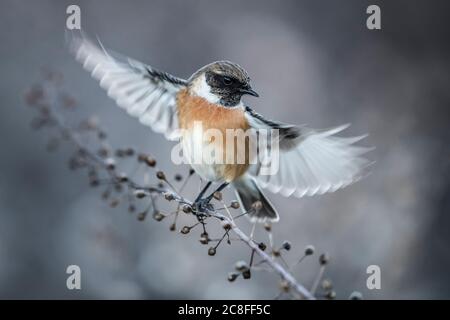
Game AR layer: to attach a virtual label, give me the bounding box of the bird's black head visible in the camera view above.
[189,61,259,107]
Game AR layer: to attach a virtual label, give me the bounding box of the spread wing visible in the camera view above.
[245,106,373,197]
[68,33,187,140]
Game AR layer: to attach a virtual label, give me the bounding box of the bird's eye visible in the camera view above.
[222,76,233,86]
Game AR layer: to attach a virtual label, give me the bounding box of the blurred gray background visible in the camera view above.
[0,0,449,299]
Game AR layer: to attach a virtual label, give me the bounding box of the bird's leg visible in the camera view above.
[195,181,212,203]
[193,181,214,214]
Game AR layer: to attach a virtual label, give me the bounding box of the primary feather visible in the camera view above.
[68,32,186,141]
[245,106,373,197]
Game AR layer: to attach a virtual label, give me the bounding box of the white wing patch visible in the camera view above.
[69,34,186,141]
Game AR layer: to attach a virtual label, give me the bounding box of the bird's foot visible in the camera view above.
[193,196,214,214]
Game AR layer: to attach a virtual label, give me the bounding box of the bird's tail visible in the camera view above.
[233,175,279,223]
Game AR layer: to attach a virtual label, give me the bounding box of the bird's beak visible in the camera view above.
[239,87,259,97]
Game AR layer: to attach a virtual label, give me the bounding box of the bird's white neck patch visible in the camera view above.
[189,74,244,108]
[190,74,221,104]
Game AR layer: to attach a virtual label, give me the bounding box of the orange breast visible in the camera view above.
[176,89,252,181]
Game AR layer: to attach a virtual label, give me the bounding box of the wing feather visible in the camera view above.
[245,106,373,197]
[68,33,187,140]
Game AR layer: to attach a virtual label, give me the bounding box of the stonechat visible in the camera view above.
[69,34,372,223]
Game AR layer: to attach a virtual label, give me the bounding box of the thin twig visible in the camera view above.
[28,80,316,300]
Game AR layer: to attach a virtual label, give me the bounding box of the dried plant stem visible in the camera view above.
[30,81,316,300]
[230,221,314,299]
[310,265,326,296]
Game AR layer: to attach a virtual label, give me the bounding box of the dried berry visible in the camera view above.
[349,291,363,300]
[152,211,165,221]
[115,149,126,157]
[242,270,251,279]
[109,199,119,208]
[213,191,222,201]
[281,241,291,251]
[221,220,232,230]
[164,192,174,201]
[89,178,99,187]
[326,290,336,300]
[114,183,123,192]
[228,272,239,282]
[137,153,147,162]
[321,279,333,290]
[180,226,190,234]
[280,280,290,293]
[137,211,147,221]
[252,200,263,211]
[105,158,115,170]
[156,171,165,180]
[182,205,191,213]
[305,245,315,256]
[98,148,109,158]
[117,173,128,183]
[101,190,110,200]
[230,201,240,209]
[98,131,107,140]
[319,253,330,265]
[134,190,147,199]
[145,157,156,167]
[125,148,135,156]
[235,261,249,272]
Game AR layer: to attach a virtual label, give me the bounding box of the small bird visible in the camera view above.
[69,34,372,223]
